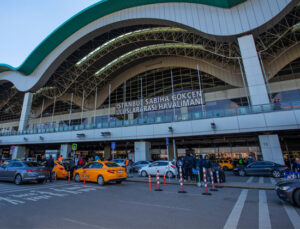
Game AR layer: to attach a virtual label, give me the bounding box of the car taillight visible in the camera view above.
[285,166,288,169]
[27,169,37,172]
[59,167,65,171]
[170,165,175,169]
[107,170,115,173]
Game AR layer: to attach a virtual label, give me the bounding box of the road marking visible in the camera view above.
[259,190,271,229]
[63,218,108,229]
[259,177,264,184]
[282,202,300,229]
[0,183,73,194]
[270,178,276,185]
[223,189,248,229]
[119,200,191,211]
[246,177,254,183]
[0,197,25,205]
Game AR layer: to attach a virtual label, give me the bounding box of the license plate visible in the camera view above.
[117,170,123,173]
[38,175,45,178]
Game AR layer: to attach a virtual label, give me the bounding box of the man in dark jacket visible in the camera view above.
[196,155,204,181]
[45,155,55,182]
[183,153,193,182]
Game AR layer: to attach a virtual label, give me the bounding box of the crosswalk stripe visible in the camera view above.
[246,177,254,183]
[259,190,271,229]
[223,189,248,229]
[259,177,264,184]
[0,184,77,194]
[282,202,300,229]
[270,178,276,185]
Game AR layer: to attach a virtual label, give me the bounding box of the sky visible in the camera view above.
[0,0,100,67]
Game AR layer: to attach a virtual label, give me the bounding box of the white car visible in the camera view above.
[139,161,177,178]
[112,159,126,167]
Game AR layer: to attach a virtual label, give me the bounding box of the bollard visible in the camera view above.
[83,174,86,185]
[196,170,201,187]
[163,172,166,186]
[202,168,211,195]
[178,166,187,193]
[209,169,218,191]
[216,170,223,189]
[155,169,163,191]
[68,171,71,184]
[148,174,152,190]
[54,172,57,183]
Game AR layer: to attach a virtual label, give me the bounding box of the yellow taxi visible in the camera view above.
[52,160,69,178]
[73,161,127,185]
[216,159,234,170]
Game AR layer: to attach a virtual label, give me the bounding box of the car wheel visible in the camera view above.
[15,174,22,185]
[74,174,81,183]
[166,171,174,178]
[141,171,148,177]
[294,189,300,207]
[97,175,104,186]
[223,166,228,171]
[239,170,246,176]
[38,179,45,184]
[272,170,281,178]
[116,180,122,184]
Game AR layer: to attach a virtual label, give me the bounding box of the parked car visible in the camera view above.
[73,161,127,185]
[0,160,49,184]
[215,159,234,170]
[132,160,152,172]
[275,180,300,206]
[52,160,69,178]
[139,161,177,178]
[233,161,288,178]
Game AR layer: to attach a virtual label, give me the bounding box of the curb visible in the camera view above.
[125,179,275,190]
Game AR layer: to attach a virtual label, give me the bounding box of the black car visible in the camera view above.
[275,180,300,206]
[233,161,288,178]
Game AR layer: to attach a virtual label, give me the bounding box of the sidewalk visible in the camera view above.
[125,176,275,190]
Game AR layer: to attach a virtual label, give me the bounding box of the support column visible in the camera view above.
[60,144,72,158]
[104,145,111,160]
[18,92,33,131]
[11,146,26,159]
[238,35,270,105]
[259,135,284,165]
[134,141,151,162]
[168,139,177,161]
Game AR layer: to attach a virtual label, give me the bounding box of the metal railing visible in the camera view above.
[1,101,300,137]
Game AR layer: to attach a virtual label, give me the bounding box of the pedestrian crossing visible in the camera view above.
[245,176,281,185]
[224,189,300,229]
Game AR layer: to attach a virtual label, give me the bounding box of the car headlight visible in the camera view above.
[280,186,290,191]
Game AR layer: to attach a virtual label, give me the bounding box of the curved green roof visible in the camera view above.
[0,0,246,75]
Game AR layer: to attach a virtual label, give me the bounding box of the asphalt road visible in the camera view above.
[0,180,299,229]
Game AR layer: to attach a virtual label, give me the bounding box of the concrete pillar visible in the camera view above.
[259,135,284,165]
[60,144,72,158]
[168,139,177,161]
[11,146,26,159]
[104,145,111,160]
[238,34,270,105]
[134,141,151,162]
[19,92,33,131]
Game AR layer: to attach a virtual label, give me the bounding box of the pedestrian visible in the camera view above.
[183,153,193,182]
[58,155,63,162]
[176,157,184,179]
[95,155,100,161]
[248,155,253,164]
[45,155,55,182]
[292,157,300,173]
[196,155,204,182]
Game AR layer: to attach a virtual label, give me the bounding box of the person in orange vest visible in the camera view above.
[58,155,63,162]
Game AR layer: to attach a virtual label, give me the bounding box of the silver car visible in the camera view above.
[0,160,49,185]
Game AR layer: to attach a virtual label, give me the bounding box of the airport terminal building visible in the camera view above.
[0,0,299,164]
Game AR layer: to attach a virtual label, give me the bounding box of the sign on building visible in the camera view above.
[72,143,77,151]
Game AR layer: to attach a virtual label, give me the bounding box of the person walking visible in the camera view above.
[183,153,193,182]
[203,155,211,182]
[196,155,204,183]
[46,155,55,182]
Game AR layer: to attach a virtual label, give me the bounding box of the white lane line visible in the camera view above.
[246,177,254,183]
[223,189,248,229]
[282,202,300,229]
[259,177,264,184]
[0,184,81,194]
[259,190,271,229]
[63,218,108,229]
[119,200,191,211]
[270,178,276,185]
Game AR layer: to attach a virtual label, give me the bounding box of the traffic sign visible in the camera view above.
[166,138,169,146]
[111,142,116,150]
[72,143,77,151]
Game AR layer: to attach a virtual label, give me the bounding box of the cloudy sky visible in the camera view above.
[0,0,100,67]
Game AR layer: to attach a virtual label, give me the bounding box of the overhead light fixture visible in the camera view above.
[168,126,173,132]
[211,122,216,130]
[77,133,85,138]
[101,132,111,137]
[39,136,44,140]
[24,137,28,141]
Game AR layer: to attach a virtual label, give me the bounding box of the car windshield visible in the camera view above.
[23,162,40,167]
[105,162,120,167]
